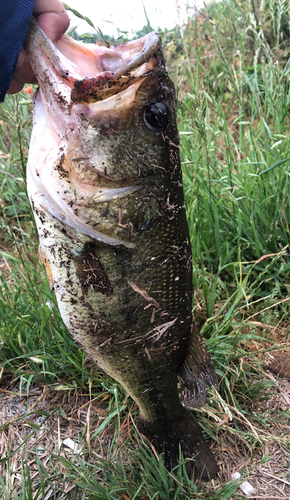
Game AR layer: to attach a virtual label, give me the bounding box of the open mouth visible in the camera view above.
[26,18,170,249]
[25,18,161,104]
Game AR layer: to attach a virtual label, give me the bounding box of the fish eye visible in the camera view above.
[143,103,169,131]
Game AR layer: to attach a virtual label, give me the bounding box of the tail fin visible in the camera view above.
[138,406,218,480]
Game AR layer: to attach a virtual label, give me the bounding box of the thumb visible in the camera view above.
[33,0,70,42]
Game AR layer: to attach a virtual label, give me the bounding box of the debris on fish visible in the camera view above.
[25,17,219,479]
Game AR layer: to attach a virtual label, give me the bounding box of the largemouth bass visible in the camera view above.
[25,17,218,479]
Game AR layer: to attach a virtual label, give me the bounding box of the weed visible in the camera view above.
[1,1,290,498]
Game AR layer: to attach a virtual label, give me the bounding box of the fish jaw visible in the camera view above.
[25,17,161,105]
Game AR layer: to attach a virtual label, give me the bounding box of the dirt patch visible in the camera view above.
[267,351,290,381]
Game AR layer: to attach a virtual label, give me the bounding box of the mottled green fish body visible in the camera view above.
[26,18,218,479]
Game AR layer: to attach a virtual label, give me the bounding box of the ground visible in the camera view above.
[1,351,290,499]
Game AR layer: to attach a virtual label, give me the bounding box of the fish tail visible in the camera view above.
[138,407,218,480]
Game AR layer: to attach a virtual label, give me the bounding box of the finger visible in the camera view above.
[8,48,37,86]
[34,0,70,42]
[7,77,24,95]
[9,1,69,88]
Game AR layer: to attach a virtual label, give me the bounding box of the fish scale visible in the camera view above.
[26,17,219,479]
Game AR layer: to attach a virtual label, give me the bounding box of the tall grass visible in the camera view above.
[0,1,290,498]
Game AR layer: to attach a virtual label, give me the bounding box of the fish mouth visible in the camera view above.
[25,19,168,249]
[25,17,161,104]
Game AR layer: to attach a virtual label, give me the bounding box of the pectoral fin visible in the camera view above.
[39,245,54,291]
[90,185,142,203]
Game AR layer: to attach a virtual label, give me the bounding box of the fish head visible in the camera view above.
[26,18,181,246]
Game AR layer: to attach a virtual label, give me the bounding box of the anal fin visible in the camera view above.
[178,323,218,408]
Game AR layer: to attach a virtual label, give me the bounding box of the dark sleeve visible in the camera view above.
[0,0,36,103]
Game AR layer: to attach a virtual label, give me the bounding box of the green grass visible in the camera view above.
[0,1,290,498]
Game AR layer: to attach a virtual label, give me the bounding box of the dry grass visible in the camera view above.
[1,348,290,499]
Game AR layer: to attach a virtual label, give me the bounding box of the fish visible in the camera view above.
[25,17,219,479]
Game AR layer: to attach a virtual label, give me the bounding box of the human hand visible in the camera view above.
[7,0,70,94]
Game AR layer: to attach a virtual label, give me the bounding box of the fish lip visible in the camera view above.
[25,17,162,103]
[103,30,161,78]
